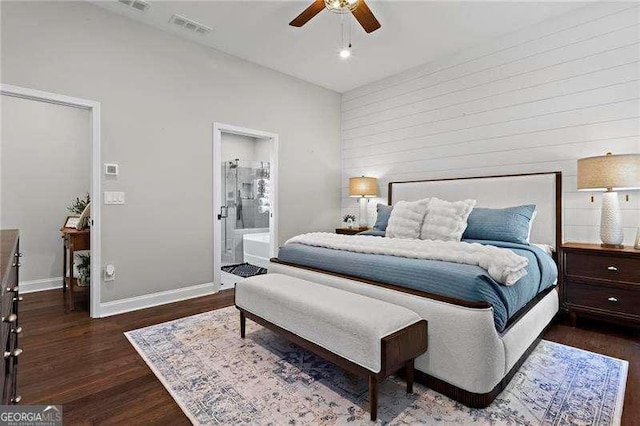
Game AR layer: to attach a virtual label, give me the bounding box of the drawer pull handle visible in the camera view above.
[11,395,22,404]
[4,348,22,359]
[607,266,618,271]
[6,286,19,293]
[11,327,22,334]
[608,297,618,303]
[1,314,17,323]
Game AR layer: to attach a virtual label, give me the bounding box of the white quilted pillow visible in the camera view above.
[420,198,476,241]
[386,199,429,239]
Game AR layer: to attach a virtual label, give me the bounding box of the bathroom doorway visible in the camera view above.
[212,124,278,290]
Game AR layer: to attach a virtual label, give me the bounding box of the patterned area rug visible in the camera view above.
[221,263,267,278]
[125,307,627,425]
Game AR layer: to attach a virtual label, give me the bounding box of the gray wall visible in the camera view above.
[1,95,90,282]
[0,1,342,302]
[341,2,640,245]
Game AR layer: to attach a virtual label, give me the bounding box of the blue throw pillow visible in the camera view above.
[462,205,536,244]
[373,204,393,231]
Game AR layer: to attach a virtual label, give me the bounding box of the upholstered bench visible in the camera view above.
[235,273,428,421]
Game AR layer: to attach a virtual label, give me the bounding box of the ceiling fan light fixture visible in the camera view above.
[325,0,359,14]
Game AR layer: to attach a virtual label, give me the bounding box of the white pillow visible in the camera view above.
[386,199,429,239]
[420,198,476,241]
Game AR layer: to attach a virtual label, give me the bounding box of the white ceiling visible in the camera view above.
[91,1,586,93]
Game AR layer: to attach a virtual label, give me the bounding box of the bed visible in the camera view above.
[269,172,562,407]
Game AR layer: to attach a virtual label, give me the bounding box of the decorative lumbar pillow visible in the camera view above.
[385,199,429,239]
[373,204,393,231]
[420,198,476,241]
[462,205,537,244]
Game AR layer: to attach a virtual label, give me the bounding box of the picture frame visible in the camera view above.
[63,216,81,230]
[635,228,640,250]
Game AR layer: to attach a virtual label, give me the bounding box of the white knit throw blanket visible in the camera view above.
[285,232,529,286]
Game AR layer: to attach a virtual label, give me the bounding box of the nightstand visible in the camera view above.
[561,243,640,327]
[335,227,369,235]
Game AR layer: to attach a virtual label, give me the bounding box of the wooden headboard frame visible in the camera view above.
[388,172,563,254]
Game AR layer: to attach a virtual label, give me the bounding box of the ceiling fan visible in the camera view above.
[290,0,381,34]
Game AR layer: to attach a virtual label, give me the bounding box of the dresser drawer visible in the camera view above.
[566,280,640,318]
[565,252,640,284]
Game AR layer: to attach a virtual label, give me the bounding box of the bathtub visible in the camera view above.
[243,232,270,268]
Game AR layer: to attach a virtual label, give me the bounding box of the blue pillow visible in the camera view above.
[462,205,536,244]
[373,204,393,231]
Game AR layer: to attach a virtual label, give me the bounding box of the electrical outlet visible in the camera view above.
[104,264,116,282]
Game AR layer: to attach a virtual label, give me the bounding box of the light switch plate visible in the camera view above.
[104,191,125,205]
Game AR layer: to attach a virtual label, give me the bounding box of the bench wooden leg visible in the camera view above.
[369,375,378,421]
[240,311,246,338]
[406,359,414,394]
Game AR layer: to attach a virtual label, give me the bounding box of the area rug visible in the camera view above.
[125,307,628,425]
[221,263,267,278]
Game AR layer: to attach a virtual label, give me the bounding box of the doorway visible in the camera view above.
[212,123,278,290]
[0,84,102,317]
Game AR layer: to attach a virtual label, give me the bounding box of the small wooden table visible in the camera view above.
[61,227,90,311]
[561,242,640,327]
[335,227,369,235]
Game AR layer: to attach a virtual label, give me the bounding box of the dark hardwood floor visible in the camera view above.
[19,289,639,425]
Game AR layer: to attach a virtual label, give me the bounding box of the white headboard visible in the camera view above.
[389,172,562,248]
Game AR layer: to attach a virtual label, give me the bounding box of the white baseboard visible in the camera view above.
[99,282,217,318]
[20,277,63,293]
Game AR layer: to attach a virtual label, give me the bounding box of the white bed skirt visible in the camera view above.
[268,261,559,395]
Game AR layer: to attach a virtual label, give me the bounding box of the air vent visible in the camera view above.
[118,0,150,12]
[169,14,211,35]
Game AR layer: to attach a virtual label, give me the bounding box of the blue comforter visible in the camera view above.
[276,239,557,332]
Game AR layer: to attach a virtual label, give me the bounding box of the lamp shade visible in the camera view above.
[577,153,640,191]
[349,176,378,197]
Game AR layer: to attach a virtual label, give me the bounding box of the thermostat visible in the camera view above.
[104,163,119,176]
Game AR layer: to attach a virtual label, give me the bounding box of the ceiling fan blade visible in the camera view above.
[289,0,326,27]
[352,0,381,33]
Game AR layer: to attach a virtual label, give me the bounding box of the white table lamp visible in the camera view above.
[349,176,378,228]
[577,152,640,247]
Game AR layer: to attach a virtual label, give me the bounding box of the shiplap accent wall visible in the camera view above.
[341,2,640,245]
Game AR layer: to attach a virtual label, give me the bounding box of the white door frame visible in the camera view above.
[212,122,278,291]
[1,84,102,318]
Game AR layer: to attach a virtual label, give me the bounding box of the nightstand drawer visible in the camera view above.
[566,281,639,317]
[565,252,640,284]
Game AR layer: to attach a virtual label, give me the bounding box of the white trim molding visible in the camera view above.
[1,83,102,318]
[99,282,217,318]
[20,277,63,294]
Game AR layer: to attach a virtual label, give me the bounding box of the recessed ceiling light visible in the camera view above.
[340,48,351,59]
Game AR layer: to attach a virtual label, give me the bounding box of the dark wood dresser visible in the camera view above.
[1,229,22,404]
[561,242,640,326]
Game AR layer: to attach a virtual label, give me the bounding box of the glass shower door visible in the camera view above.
[220,159,271,265]
[221,160,237,266]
